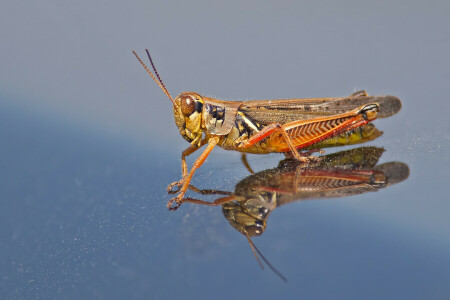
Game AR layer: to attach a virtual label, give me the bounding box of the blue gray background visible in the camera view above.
[1,0,449,299]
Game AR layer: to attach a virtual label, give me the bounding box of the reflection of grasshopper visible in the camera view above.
[183,147,409,281]
[132,50,401,210]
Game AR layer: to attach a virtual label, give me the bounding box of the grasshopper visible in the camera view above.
[132,49,401,210]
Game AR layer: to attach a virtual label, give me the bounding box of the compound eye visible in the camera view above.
[245,220,265,237]
[180,95,196,116]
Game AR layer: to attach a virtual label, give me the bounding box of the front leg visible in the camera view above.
[168,136,220,210]
[167,138,208,193]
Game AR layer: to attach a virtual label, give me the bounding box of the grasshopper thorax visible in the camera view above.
[173,92,204,147]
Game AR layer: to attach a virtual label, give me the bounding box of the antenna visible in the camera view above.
[132,49,177,107]
[246,235,288,282]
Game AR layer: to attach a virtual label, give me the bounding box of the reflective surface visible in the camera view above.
[182,147,410,282]
[1,1,450,299]
[184,147,409,238]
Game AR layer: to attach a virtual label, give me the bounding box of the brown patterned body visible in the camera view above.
[216,99,380,154]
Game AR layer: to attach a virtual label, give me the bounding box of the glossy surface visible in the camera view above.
[1,1,449,299]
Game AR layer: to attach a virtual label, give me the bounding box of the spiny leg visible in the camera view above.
[271,103,379,152]
[304,123,383,149]
[236,123,309,162]
[168,136,220,210]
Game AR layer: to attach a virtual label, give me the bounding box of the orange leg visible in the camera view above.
[167,136,220,210]
[167,138,208,193]
[238,103,378,155]
[276,104,378,151]
[236,123,308,162]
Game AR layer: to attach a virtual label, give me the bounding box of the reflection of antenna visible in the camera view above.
[245,234,287,282]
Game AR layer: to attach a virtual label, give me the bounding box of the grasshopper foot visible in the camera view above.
[167,195,184,211]
[166,179,185,194]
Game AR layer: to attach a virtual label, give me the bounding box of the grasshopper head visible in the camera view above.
[222,193,277,237]
[222,201,267,237]
[173,92,204,147]
[222,194,287,282]
[132,50,205,147]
